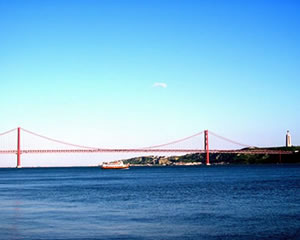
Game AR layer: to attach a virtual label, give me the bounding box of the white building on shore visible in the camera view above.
[286,130,292,147]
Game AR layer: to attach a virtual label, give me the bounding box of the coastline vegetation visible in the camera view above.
[123,146,300,166]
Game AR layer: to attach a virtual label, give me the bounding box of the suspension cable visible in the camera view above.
[209,130,254,148]
[0,128,17,137]
[143,131,204,149]
[21,128,99,149]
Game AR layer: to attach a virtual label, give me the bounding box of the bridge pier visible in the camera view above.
[16,127,21,168]
[204,130,210,165]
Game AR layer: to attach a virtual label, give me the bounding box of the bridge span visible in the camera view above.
[0,127,293,168]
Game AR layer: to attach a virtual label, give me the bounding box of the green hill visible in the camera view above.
[123,146,300,166]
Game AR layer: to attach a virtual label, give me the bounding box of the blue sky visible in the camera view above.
[0,0,299,166]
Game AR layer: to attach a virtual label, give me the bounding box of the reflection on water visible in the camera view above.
[12,200,22,238]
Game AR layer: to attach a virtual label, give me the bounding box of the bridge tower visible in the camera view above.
[17,127,21,168]
[204,130,210,165]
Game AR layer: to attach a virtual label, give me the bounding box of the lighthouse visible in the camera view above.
[286,130,292,147]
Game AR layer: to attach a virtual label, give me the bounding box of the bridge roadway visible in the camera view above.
[0,149,293,155]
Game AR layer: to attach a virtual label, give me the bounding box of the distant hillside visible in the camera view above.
[123,147,300,166]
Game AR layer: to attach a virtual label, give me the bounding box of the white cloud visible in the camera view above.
[153,82,167,88]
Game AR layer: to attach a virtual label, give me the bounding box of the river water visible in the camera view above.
[0,165,299,240]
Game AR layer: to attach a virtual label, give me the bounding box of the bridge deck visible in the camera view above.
[0,149,293,154]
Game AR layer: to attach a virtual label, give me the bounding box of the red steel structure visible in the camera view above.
[0,127,293,168]
[17,127,21,168]
[204,130,210,165]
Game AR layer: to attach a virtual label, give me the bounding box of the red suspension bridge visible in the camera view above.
[0,127,292,168]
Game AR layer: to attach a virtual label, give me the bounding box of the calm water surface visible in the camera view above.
[0,165,299,240]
